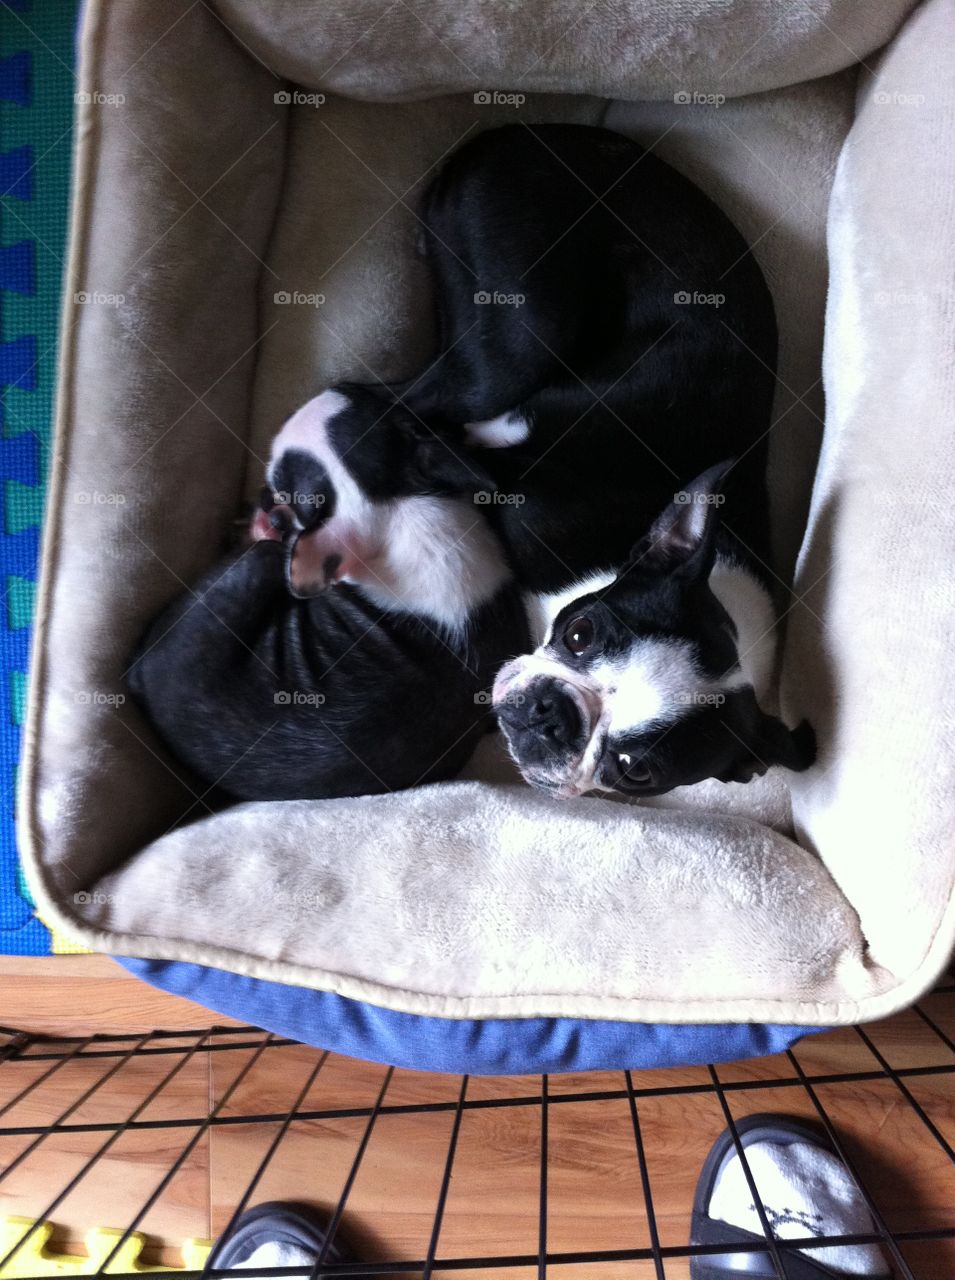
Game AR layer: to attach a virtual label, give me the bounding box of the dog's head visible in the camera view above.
[493,464,815,798]
[253,386,497,600]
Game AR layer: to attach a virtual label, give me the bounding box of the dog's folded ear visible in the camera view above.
[718,689,817,782]
[761,716,816,773]
[627,460,734,582]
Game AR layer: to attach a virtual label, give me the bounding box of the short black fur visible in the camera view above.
[127,540,528,802]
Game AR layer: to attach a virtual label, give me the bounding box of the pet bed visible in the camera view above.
[17,0,955,1068]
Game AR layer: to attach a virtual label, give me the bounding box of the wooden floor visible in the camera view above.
[1,957,953,1279]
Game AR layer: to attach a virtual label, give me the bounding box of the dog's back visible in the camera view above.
[410,123,778,589]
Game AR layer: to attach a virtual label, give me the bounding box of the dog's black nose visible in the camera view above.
[497,682,582,747]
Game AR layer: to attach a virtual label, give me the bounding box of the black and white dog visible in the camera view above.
[129,123,813,804]
[401,123,815,798]
[490,468,815,798]
[127,385,529,802]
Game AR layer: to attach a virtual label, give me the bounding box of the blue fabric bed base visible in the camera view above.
[121,958,821,1074]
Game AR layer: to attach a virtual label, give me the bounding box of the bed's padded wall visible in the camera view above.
[24,0,286,893]
[786,0,955,979]
[210,0,919,102]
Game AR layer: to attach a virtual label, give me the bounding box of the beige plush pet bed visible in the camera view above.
[20,0,955,1030]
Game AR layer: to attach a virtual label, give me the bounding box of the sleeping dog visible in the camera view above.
[127,386,528,802]
[129,122,813,804]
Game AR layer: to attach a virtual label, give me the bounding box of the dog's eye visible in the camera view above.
[563,615,594,655]
[617,753,653,787]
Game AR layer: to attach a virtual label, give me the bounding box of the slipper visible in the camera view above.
[204,1201,353,1274]
[689,1114,891,1279]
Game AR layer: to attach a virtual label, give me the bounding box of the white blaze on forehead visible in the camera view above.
[268,389,370,529]
[590,638,702,737]
[269,389,349,464]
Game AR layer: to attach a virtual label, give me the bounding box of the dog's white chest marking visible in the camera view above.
[364,495,512,633]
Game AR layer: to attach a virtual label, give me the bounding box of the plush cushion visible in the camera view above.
[213,0,918,101]
[19,0,955,1039]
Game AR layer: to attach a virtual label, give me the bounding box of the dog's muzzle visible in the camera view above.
[492,656,605,795]
[495,677,583,746]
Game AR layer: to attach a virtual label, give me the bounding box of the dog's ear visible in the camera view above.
[754,714,816,773]
[718,692,816,782]
[628,460,733,581]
